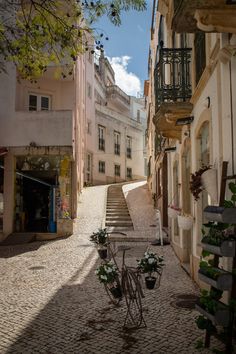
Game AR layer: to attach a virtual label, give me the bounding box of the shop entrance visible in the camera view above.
[15,171,57,233]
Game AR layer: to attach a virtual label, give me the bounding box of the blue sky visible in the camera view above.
[96,1,152,96]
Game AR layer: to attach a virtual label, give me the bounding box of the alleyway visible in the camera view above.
[0,182,223,354]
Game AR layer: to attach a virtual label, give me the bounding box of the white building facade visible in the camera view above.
[0,58,87,241]
[146,0,236,284]
[85,54,147,185]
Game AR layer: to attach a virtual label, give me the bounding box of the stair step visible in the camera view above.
[106,221,133,226]
[106,215,131,220]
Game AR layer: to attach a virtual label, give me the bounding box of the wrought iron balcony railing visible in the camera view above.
[154,48,192,112]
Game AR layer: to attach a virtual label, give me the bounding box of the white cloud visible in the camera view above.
[107,56,141,97]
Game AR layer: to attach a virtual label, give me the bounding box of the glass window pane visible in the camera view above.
[41,96,49,110]
[29,95,37,111]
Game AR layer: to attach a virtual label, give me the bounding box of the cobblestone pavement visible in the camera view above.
[0,182,224,354]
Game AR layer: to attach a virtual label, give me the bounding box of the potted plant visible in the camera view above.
[204,182,236,223]
[198,260,233,290]
[168,204,181,219]
[195,289,230,327]
[95,261,122,298]
[137,251,164,290]
[190,165,218,203]
[201,222,235,257]
[90,228,109,259]
[177,213,194,230]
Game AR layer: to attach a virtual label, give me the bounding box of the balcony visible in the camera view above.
[106,85,130,111]
[172,0,236,33]
[153,48,193,140]
[1,110,73,147]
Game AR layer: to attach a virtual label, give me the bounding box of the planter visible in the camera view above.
[177,215,193,230]
[201,240,236,257]
[204,206,236,224]
[195,303,230,327]
[145,276,157,290]
[109,285,122,299]
[168,207,181,219]
[97,248,108,259]
[198,268,233,290]
[201,169,218,204]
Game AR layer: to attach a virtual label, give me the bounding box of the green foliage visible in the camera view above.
[137,251,164,276]
[195,315,216,334]
[224,181,236,207]
[194,339,204,349]
[201,221,234,247]
[199,261,223,280]
[0,0,146,79]
[95,261,118,284]
[90,228,108,245]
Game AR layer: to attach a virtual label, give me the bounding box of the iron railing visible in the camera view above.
[154,48,192,112]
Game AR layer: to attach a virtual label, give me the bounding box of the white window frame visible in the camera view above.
[29,93,51,111]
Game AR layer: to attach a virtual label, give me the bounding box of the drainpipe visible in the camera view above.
[229,34,235,174]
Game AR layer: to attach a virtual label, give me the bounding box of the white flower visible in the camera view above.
[106,267,113,273]
[100,275,108,281]
[148,258,155,264]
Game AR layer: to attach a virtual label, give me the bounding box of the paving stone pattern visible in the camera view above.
[0,182,224,353]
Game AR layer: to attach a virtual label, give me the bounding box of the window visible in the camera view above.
[87,121,91,135]
[137,110,140,122]
[98,125,105,151]
[194,31,206,86]
[87,83,92,99]
[127,167,132,179]
[29,94,50,111]
[126,136,132,159]
[86,153,92,182]
[114,164,120,177]
[114,131,120,155]
[99,161,105,173]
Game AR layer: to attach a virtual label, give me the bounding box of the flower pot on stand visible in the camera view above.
[145,276,157,290]
[168,206,181,219]
[177,215,193,230]
[97,248,108,259]
[109,285,122,298]
[201,169,218,204]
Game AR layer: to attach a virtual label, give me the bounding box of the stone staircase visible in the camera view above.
[105,184,133,231]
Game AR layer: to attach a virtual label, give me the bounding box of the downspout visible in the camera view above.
[229,34,235,174]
